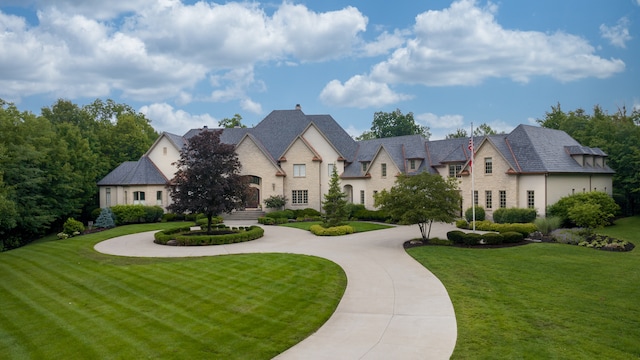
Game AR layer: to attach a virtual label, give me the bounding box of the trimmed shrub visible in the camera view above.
[352,209,389,222]
[63,218,85,236]
[468,221,536,237]
[463,233,482,246]
[345,203,366,219]
[493,207,537,224]
[547,191,620,227]
[465,206,485,222]
[447,230,466,244]
[481,232,503,245]
[154,225,264,245]
[111,205,163,225]
[265,209,295,220]
[144,206,164,223]
[195,216,224,227]
[456,219,469,229]
[502,231,524,243]
[309,224,355,236]
[94,208,116,229]
[258,216,275,225]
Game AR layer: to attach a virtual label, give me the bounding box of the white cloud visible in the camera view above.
[370,0,625,86]
[416,112,464,129]
[319,75,413,108]
[241,98,263,115]
[0,2,368,103]
[600,17,632,48]
[361,29,408,57]
[139,102,217,134]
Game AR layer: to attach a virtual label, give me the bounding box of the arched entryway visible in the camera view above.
[245,175,261,209]
[343,184,353,203]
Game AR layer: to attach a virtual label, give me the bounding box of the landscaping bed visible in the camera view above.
[154,225,264,245]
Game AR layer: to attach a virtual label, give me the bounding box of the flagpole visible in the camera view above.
[471,122,476,232]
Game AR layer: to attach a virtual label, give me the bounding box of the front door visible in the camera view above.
[246,187,259,208]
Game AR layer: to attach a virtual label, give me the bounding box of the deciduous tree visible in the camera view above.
[374,172,461,242]
[357,109,430,140]
[219,114,246,128]
[168,129,249,232]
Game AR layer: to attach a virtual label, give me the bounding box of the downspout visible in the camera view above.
[319,162,323,212]
[545,173,548,217]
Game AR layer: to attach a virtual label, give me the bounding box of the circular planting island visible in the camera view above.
[154,224,264,246]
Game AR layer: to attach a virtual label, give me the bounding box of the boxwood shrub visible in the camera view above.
[446,230,466,244]
[195,216,224,226]
[352,209,389,222]
[493,207,537,224]
[482,232,503,245]
[502,231,524,243]
[309,224,355,236]
[154,225,264,246]
[465,206,485,222]
[468,220,536,237]
[111,205,164,225]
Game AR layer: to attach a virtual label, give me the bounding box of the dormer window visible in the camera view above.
[362,162,368,172]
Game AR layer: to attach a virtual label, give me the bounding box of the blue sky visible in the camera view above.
[1,0,638,139]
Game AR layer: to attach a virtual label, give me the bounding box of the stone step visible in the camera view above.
[222,209,265,221]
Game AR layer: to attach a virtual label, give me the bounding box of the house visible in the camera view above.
[98,106,614,217]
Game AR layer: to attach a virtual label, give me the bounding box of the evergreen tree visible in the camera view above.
[94,208,116,229]
[322,166,348,227]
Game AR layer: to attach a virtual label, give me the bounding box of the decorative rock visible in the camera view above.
[166,240,179,246]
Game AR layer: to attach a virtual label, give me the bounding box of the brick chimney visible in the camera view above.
[295,104,301,110]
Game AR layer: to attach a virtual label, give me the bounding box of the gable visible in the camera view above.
[146,133,182,180]
[235,134,284,177]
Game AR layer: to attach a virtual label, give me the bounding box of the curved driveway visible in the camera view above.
[95,222,458,359]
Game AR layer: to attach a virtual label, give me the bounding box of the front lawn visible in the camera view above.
[0,223,346,359]
[407,218,640,359]
[280,221,393,232]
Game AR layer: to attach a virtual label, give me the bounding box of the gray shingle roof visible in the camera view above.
[342,134,429,177]
[97,156,168,185]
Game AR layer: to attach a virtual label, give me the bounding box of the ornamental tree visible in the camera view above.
[322,166,348,227]
[374,172,461,242]
[168,129,249,233]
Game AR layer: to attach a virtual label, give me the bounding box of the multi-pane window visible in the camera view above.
[293,164,306,177]
[527,190,535,209]
[156,191,163,206]
[328,163,335,176]
[362,162,368,172]
[360,190,365,205]
[474,190,478,205]
[449,164,462,178]
[485,157,493,174]
[106,188,111,207]
[291,190,308,204]
[250,176,261,185]
[133,191,145,205]
[381,163,387,177]
[410,159,416,170]
[485,190,492,209]
[499,190,506,208]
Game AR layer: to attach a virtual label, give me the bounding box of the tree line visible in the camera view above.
[0,99,158,250]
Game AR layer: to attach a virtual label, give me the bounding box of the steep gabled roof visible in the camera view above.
[342,134,429,177]
[97,156,168,186]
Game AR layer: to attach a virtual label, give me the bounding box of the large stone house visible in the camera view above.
[97,106,614,217]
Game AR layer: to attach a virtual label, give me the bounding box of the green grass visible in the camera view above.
[0,223,346,359]
[597,215,640,242]
[280,221,393,232]
[407,216,640,359]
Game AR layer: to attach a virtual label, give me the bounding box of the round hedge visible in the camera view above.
[154,225,264,246]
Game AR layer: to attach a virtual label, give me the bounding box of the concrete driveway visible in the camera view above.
[94,222,458,359]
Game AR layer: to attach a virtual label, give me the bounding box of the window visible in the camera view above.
[133,191,145,205]
[156,191,163,206]
[499,190,506,208]
[410,159,416,170]
[362,162,368,172]
[328,163,335,176]
[474,190,478,206]
[484,157,493,174]
[527,190,535,209]
[250,176,261,185]
[291,190,308,205]
[381,163,387,177]
[360,190,365,205]
[163,147,167,155]
[293,164,306,177]
[449,164,462,178]
[106,188,111,207]
[485,190,492,209]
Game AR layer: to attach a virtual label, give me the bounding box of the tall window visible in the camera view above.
[485,190,492,209]
[381,163,387,177]
[410,159,416,170]
[527,190,535,209]
[291,190,308,204]
[133,191,145,205]
[163,147,167,155]
[474,190,478,205]
[106,188,111,207]
[362,162,368,172]
[499,190,506,208]
[484,157,493,174]
[293,164,306,177]
[156,191,163,206]
[360,190,365,205]
[449,164,462,178]
[328,163,335,176]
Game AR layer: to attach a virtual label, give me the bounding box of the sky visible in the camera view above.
[1,0,638,139]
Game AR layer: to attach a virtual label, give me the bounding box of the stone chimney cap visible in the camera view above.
[295,104,301,110]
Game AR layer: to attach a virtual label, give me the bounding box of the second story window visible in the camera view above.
[485,157,493,174]
[381,163,387,177]
[410,159,416,170]
[362,162,368,172]
[293,164,306,177]
[449,164,462,178]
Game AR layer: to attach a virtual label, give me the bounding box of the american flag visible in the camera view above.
[468,137,473,169]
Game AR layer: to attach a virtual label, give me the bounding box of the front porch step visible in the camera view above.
[221,209,265,221]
